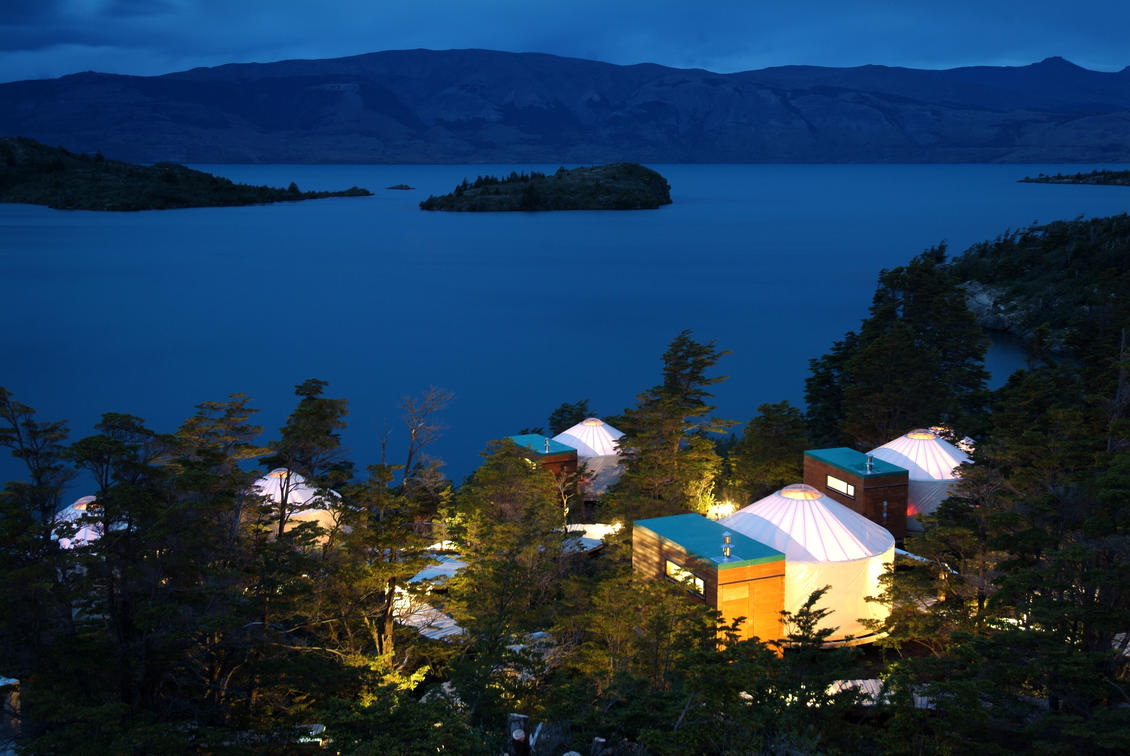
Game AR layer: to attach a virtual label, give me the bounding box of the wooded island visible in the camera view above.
[1019,168,1130,186]
[0,137,372,210]
[419,163,672,211]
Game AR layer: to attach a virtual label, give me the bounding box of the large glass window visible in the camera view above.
[665,559,705,596]
[826,474,855,498]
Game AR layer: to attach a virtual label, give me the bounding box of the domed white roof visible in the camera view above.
[869,429,970,482]
[869,429,972,517]
[55,495,103,549]
[253,469,340,535]
[553,417,624,458]
[254,468,328,507]
[720,484,894,562]
[721,483,895,643]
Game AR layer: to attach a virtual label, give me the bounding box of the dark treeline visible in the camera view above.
[0,137,372,211]
[419,163,672,212]
[2,216,1129,753]
[1019,169,1130,187]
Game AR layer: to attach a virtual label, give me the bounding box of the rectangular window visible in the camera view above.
[826,474,856,498]
[665,559,704,596]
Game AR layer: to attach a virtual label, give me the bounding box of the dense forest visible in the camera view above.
[0,137,372,211]
[419,164,672,211]
[2,215,1128,754]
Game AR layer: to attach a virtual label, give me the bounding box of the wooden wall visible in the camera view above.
[803,457,908,539]
[632,526,785,645]
[717,562,786,644]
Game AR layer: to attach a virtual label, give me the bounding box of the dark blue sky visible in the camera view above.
[1,0,1127,83]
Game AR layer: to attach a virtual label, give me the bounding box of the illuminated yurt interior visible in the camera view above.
[253,468,339,536]
[868,429,971,520]
[54,495,103,550]
[719,484,894,644]
[553,417,625,499]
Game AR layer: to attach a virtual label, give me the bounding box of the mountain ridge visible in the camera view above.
[2,49,1128,164]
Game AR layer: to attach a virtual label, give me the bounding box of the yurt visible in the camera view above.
[868,429,971,518]
[553,418,624,457]
[55,495,103,550]
[553,418,625,498]
[253,468,339,536]
[720,484,894,643]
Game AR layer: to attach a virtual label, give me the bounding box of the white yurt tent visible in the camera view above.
[720,484,894,643]
[55,495,103,550]
[253,468,340,537]
[553,417,624,457]
[868,429,971,518]
[553,418,626,498]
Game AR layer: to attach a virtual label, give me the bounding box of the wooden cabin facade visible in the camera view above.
[803,447,909,540]
[633,514,785,644]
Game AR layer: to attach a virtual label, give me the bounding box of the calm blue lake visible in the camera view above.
[2,164,1128,487]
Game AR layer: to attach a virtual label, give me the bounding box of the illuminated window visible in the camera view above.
[826,475,855,498]
[665,559,704,596]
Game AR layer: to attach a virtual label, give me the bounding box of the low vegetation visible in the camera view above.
[0,137,372,210]
[419,163,672,211]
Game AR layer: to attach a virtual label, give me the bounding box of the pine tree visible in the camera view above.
[805,247,989,448]
[724,400,809,504]
[611,331,733,521]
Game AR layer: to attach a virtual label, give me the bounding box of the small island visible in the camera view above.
[387,184,415,190]
[1019,168,1130,187]
[419,162,672,211]
[0,137,372,211]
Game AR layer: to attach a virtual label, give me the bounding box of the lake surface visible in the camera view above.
[2,164,1128,488]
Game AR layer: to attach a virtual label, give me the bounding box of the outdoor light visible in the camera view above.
[706,500,736,519]
[722,531,732,559]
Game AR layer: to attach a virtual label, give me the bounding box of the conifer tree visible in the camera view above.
[724,400,809,503]
[805,247,988,448]
[611,331,733,521]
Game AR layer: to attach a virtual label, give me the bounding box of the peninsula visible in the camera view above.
[0,137,372,211]
[419,163,672,211]
[1019,169,1130,187]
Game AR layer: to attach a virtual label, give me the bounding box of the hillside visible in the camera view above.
[1,50,1128,163]
[0,137,371,210]
[953,214,1130,361]
[419,163,671,211]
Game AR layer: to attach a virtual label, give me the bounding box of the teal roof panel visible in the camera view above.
[635,513,784,568]
[508,434,577,457]
[806,447,907,478]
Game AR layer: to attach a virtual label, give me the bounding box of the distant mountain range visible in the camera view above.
[2,50,1128,163]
